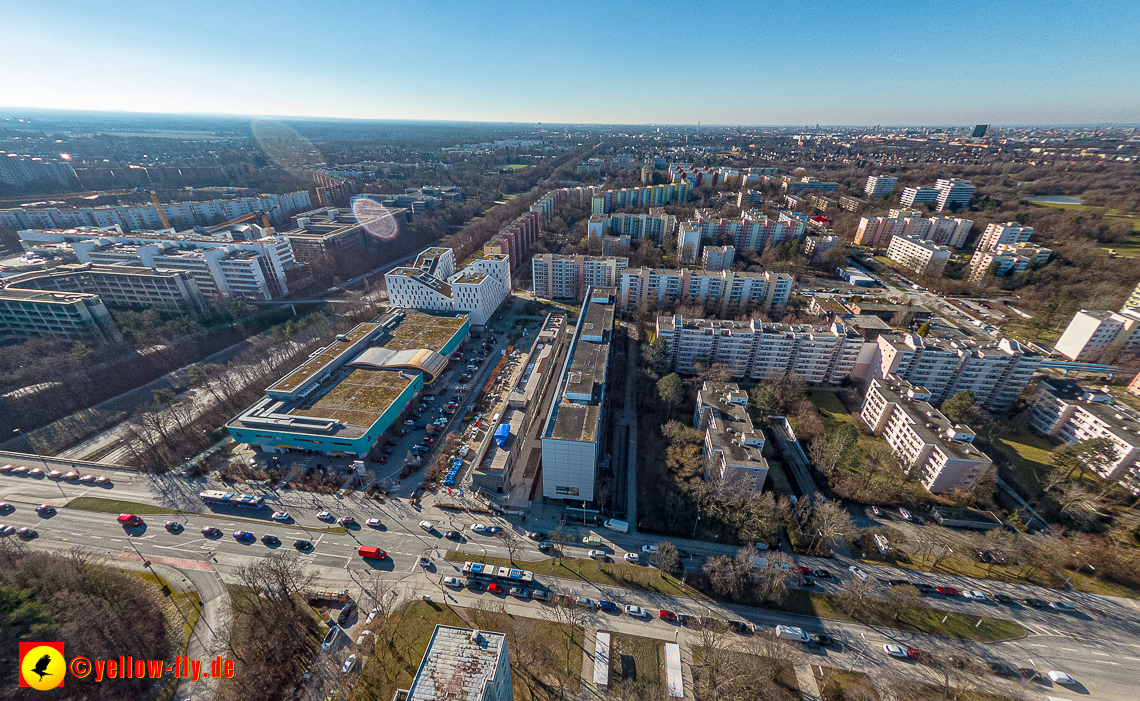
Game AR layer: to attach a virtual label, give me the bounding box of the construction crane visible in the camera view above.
[149,191,172,229]
[203,211,260,234]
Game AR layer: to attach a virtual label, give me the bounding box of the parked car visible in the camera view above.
[596,601,618,612]
[509,587,530,599]
[443,577,464,588]
[337,602,356,626]
[641,545,660,554]
[962,590,986,601]
[993,593,1014,604]
[848,566,868,580]
[897,507,913,521]
[341,654,357,674]
[658,610,677,621]
[624,605,649,618]
[1050,601,1077,612]
[624,552,639,563]
[813,569,832,579]
[271,511,290,521]
[321,626,339,650]
[1025,598,1050,608]
[936,586,961,597]
[486,583,503,594]
[883,644,909,659]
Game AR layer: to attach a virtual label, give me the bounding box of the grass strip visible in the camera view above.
[66,496,346,532]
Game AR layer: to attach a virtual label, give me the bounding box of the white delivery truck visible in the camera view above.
[775,625,810,643]
[603,519,629,533]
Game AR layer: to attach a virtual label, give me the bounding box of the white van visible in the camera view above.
[419,520,433,532]
[774,625,810,643]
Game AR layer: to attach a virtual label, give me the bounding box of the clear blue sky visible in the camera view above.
[3,0,1138,125]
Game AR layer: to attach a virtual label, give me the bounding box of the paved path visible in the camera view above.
[795,663,822,701]
[151,562,231,701]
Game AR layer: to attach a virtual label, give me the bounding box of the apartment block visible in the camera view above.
[484,210,540,272]
[886,235,952,277]
[589,182,688,214]
[900,186,939,208]
[541,288,615,502]
[401,626,513,701]
[1123,281,1140,312]
[701,245,735,271]
[855,216,907,247]
[976,222,1033,251]
[694,382,768,493]
[620,268,792,314]
[782,177,839,192]
[19,225,296,300]
[2,263,207,314]
[284,206,402,262]
[1029,379,1140,494]
[656,316,862,384]
[966,242,1052,282]
[839,196,867,212]
[676,222,702,264]
[809,194,837,211]
[926,217,973,247]
[0,152,77,187]
[385,247,509,326]
[861,378,992,493]
[669,164,740,188]
[0,287,121,343]
[588,210,676,243]
[872,334,1043,411]
[864,175,898,197]
[804,235,840,257]
[696,210,805,254]
[531,254,628,301]
[933,179,976,210]
[1054,308,1140,362]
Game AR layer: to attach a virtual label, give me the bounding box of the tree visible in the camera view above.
[884,584,924,622]
[1052,437,1118,480]
[656,373,684,409]
[807,499,856,552]
[835,576,878,620]
[915,321,931,336]
[649,542,679,575]
[941,390,982,427]
[750,550,796,603]
[496,529,525,563]
[702,555,749,600]
[748,388,778,421]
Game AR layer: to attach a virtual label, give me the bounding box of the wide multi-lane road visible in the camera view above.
[2,465,1140,700]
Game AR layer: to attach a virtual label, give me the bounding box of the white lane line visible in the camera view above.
[1060,647,1078,652]
[1124,656,1140,662]
[1091,660,1121,665]
[1091,651,1110,656]
[1028,643,1047,648]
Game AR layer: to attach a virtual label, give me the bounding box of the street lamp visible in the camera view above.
[13,428,49,470]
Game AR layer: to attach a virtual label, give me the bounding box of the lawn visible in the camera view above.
[1026,201,1140,257]
[809,391,887,453]
[502,164,532,170]
[692,648,799,700]
[66,496,346,532]
[442,551,706,599]
[991,430,1057,499]
[764,457,796,496]
[817,668,878,701]
[611,634,663,689]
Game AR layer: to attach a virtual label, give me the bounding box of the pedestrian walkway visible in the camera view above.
[795,664,822,701]
[578,628,605,701]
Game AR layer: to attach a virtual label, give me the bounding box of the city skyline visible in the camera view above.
[3,0,1138,125]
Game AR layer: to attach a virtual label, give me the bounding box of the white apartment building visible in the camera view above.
[976,222,1033,251]
[900,186,939,208]
[865,175,898,197]
[872,333,1042,411]
[385,247,509,326]
[886,234,952,277]
[620,268,792,314]
[1029,379,1140,494]
[676,222,702,264]
[1054,308,1140,362]
[694,382,768,493]
[404,626,513,701]
[701,245,735,271]
[861,378,993,493]
[587,210,677,243]
[2,263,207,315]
[531,254,628,301]
[656,316,862,384]
[0,287,121,343]
[1123,280,1140,312]
[934,179,975,211]
[927,216,974,247]
[19,225,295,300]
[966,242,1052,282]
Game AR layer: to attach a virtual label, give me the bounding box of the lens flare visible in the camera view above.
[250,119,325,175]
[351,195,400,241]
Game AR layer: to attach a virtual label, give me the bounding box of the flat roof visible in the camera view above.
[268,323,381,394]
[0,288,98,303]
[407,626,508,701]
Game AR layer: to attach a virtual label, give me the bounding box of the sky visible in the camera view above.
[2,0,1139,125]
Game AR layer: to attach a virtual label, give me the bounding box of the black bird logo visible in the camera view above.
[32,654,53,681]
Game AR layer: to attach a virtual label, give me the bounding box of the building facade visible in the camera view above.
[886,234,952,277]
[1054,308,1140,362]
[694,382,768,493]
[966,242,1052,282]
[619,268,792,314]
[701,245,735,272]
[976,222,1033,251]
[864,175,898,197]
[531,254,628,301]
[1,262,207,314]
[0,287,121,342]
[386,247,509,326]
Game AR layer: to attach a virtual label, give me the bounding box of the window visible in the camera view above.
[555,485,580,496]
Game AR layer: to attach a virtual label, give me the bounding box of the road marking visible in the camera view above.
[1092,660,1121,665]
[1091,651,1110,656]
[1028,643,1047,648]
[1060,647,1078,652]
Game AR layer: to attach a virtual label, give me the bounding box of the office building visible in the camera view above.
[864,175,898,198]
[284,206,406,262]
[871,334,1042,411]
[619,268,792,314]
[226,310,468,457]
[401,626,512,701]
[966,242,1052,282]
[0,287,121,343]
[1123,281,1140,312]
[541,288,616,502]
[861,378,993,493]
[976,222,1033,251]
[656,316,862,384]
[886,235,952,277]
[701,246,735,272]
[386,247,510,326]
[1029,379,1140,494]
[694,382,768,493]
[19,225,297,300]
[1054,308,1140,362]
[531,254,628,301]
[2,262,207,314]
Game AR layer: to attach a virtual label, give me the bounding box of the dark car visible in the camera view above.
[887,579,913,587]
[35,504,56,516]
[294,539,313,550]
[465,578,484,591]
[527,531,547,541]
[812,569,832,579]
[164,521,183,532]
[233,530,255,542]
[801,577,815,587]
[444,530,462,540]
[675,613,690,626]
[201,526,222,537]
[917,584,936,594]
[1025,598,1050,608]
[728,620,752,634]
[337,601,356,626]
[988,661,1017,677]
[813,633,834,647]
[993,593,1014,604]
[261,534,280,545]
[596,600,618,612]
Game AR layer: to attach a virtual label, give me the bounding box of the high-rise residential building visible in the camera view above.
[934,179,976,211]
[590,183,687,214]
[401,625,513,701]
[966,242,1052,282]
[782,176,839,192]
[1029,379,1140,494]
[871,334,1043,411]
[19,225,296,300]
[655,316,862,383]
[701,245,735,272]
[839,196,867,212]
[886,235,952,277]
[531,254,628,301]
[694,382,768,493]
[861,378,992,494]
[676,222,702,264]
[541,287,615,502]
[888,208,925,219]
[587,210,676,243]
[619,268,792,314]
[855,216,907,247]
[385,247,509,326]
[976,222,1033,251]
[0,152,77,187]
[865,175,898,197]
[926,217,974,247]
[2,263,207,315]
[284,206,405,262]
[0,287,121,343]
[1123,281,1140,312]
[900,186,940,208]
[1053,308,1140,362]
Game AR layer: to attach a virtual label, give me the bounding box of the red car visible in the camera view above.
[936,586,960,597]
[116,513,142,526]
[658,610,677,621]
[798,566,811,575]
[487,583,503,594]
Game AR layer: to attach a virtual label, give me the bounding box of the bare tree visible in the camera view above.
[496,529,525,563]
[835,576,879,620]
[884,584,924,623]
[750,550,796,603]
[649,541,680,575]
[540,603,592,675]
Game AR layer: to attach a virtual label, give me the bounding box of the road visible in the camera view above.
[2,465,1140,700]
